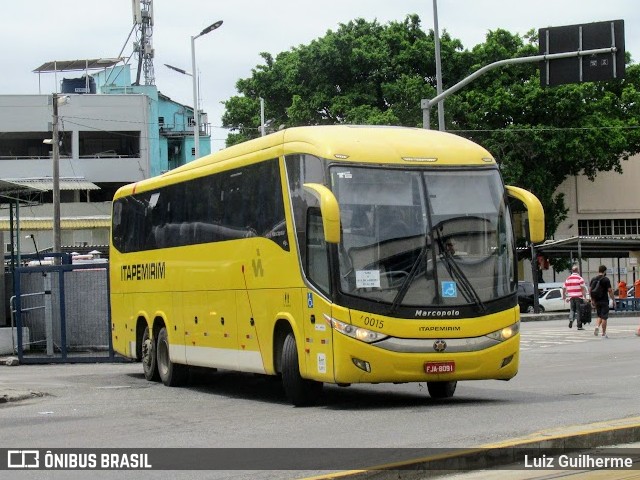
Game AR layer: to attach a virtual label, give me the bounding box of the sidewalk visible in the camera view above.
[301,417,640,479]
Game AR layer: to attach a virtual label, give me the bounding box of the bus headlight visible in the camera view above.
[323,314,388,344]
[487,322,520,342]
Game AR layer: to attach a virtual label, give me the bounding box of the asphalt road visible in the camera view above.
[1,316,639,479]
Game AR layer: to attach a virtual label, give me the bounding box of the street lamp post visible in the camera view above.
[191,20,223,159]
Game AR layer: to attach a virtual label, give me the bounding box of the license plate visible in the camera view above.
[424,361,455,374]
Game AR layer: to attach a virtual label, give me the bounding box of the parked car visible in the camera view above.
[538,287,570,312]
[518,281,540,313]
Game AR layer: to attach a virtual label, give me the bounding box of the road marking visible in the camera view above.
[520,326,637,351]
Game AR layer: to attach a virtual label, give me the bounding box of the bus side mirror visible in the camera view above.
[506,185,545,243]
[303,183,341,244]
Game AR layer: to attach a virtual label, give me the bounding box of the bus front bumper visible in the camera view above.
[331,333,520,384]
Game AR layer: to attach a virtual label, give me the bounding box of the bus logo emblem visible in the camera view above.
[307,293,314,308]
[433,340,447,352]
[252,258,264,277]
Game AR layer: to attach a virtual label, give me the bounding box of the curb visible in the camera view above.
[0,356,20,366]
[300,417,640,479]
[0,388,47,404]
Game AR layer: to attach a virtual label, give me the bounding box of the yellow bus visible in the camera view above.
[110,125,544,406]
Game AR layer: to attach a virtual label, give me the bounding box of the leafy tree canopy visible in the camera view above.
[221,15,640,237]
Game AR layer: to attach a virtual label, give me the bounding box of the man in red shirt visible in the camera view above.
[563,265,587,329]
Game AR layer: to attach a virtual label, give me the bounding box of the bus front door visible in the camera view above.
[301,290,335,382]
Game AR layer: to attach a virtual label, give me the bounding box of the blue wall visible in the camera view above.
[91,66,211,177]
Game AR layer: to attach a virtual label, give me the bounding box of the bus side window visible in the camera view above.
[306,208,330,294]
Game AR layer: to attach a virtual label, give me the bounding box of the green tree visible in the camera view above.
[221,16,640,237]
[222,15,467,142]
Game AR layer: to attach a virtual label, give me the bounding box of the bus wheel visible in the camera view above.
[427,381,457,399]
[281,332,322,406]
[156,327,188,387]
[142,326,159,382]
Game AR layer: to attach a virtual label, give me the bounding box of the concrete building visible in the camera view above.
[0,61,211,257]
[529,153,640,287]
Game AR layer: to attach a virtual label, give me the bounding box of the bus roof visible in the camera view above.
[115,125,495,198]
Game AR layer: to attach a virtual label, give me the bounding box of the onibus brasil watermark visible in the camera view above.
[6,450,151,470]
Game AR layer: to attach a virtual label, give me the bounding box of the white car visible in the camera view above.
[539,287,597,312]
[538,287,570,312]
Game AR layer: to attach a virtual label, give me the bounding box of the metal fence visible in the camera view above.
[10,262,118,363]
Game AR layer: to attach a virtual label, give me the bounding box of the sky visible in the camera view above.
[2,0,638,151]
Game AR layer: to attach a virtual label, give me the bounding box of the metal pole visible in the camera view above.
[52,93,61,260]
[9,201,15,271]
[191,35,200,159]
[260,97,265,136]
[190,20,223,160]
[578,238,583,276]
[530,243,540,313]
[422,102,431,130]
[421,46,617,122]
[44,272,54,356]
[15,200,20,269]
[433,0,445,131]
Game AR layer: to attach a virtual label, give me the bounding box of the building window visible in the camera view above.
[0,131,70,159]
[579,219,640,236]
[158,116,165,126]
[79,131,140,158]
[187,117,195,127]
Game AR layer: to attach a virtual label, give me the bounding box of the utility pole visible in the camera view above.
[52,93,61,260]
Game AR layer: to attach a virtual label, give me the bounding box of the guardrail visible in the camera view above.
[9,292,46,354]
[615,298,640,311]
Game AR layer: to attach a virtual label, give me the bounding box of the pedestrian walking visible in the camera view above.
[589,265,616,339]
[563,265,587,329]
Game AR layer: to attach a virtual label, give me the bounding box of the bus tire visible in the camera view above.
[427,380,457,399]
[142,325,159,382]
[281,332,322,406]
[157,327,188,387]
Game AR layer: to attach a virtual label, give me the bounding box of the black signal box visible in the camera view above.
[539,20,625,86]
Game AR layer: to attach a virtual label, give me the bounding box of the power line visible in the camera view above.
[451,125,640,134]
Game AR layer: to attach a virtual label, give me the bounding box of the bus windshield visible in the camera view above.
[332,166,515,310]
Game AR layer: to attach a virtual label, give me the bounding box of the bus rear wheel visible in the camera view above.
[156,327,188,387]
[427,380,457,399]
[142,325,159,382]
[281,332,322,406]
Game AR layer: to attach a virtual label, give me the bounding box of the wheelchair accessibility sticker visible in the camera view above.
[441,281,457,298]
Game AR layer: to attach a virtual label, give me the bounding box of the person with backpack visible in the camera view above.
[589,265,616,338]
[562,265,588,329]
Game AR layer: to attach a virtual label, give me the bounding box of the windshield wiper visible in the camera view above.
[437,237,487,313]
[387,235,430,315]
